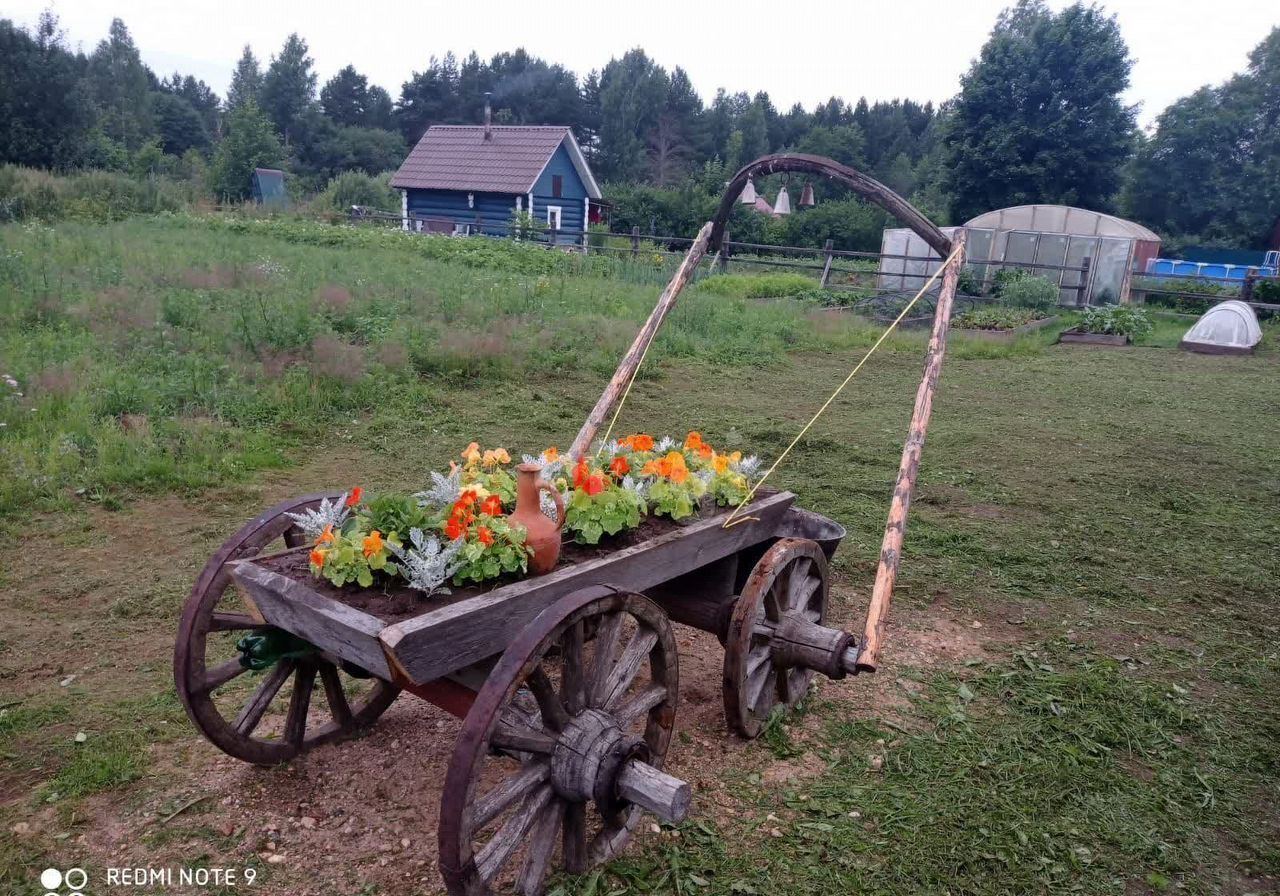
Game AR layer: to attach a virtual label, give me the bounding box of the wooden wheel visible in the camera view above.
[723,538,829,738]
[174,494,399,766]
[439,585,682,896]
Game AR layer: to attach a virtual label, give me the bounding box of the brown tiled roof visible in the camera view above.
[390,125,571,193]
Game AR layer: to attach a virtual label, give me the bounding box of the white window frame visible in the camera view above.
[546,205,562,230]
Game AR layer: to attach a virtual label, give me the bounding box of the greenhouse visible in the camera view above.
[878,205,1162,305]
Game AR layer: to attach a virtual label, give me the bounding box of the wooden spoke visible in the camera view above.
[787,559,814,610]
[284,663,316,748]
[780,668,808,706]
[561,620,587,714]
[201,657,248,694]
[475,785,554,882]
[473,761,552,830]
[746,648,772,678]
[209,612,265,632]
[586,611,624,701]
[492,719,556,755]
[233,659,295,735]
[747,665,775,714]
[562,801,588,874]
[598,628,658,710]
[318,663,352,728]
[515,800,565,896]
[526,667,569,733]
[764,583,786,622]
[612,684,668,726]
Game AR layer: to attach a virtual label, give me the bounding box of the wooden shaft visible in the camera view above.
[857,231,967,673]
[616,759,691,823]
[570,221,712,459]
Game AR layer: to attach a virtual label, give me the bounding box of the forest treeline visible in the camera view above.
[1,1,1277,250]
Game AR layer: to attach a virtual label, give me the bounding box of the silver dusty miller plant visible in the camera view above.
[414,468,461,512]
[389,528,464,597]
[285,493,351,540]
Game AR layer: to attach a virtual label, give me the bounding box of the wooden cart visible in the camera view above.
[173,155,966,896]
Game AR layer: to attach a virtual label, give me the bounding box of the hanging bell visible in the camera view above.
[799,182,816,207]
[773,186,791,216]
[739,177,758,204]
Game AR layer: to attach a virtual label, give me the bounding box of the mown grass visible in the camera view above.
[1,216,1278,895]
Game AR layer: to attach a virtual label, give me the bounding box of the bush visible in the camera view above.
[1079,304,1152,340]
[0,164,191,223]
[316,170,399,213]
[696,272,817,299]
[993,269,1059,311]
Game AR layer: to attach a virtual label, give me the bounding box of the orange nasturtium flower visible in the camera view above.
[445,517,466,541]
[317,523,336,545]
[684,432,704,450]
[461,441,482,465]
[309,548,327,567]
[712,453,730,474]
[622,433,655,452]
[345,487,363,507]
[610,456,630,477]
[584,473,606,496]
[663,451,689,483]
[480,495,504,516]
[362,530,385,558]
[482,447,511,467]
[476,525,495,547]
[572,458,590,489]
[543,446,560,462]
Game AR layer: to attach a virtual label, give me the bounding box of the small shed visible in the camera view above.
[879,205,1162,305]
[390,116,602,246]
[251,168,287,207]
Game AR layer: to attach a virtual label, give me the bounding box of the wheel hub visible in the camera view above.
[550,708,650,808]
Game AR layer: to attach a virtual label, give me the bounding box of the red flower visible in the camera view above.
[445,517,465,540]
[480,495,504,516]
[584,474,606,497]
[610,456,630,477]
[476,525,494,547]
[459,490,478,507]
[573,458,590,488]
[345,487,363,507]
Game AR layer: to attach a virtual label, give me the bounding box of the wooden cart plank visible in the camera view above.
[380,492,795,684]
[230,562,393,680]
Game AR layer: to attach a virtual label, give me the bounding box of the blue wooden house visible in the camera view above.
[390,117,602,246]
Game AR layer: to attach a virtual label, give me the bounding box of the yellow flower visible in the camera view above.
[712,453,730,474]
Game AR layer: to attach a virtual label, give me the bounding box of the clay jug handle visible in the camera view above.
[537,480,566,531]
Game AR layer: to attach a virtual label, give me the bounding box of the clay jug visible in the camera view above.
[509,462,566,575]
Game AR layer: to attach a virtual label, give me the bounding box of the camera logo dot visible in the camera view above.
[40,866,86,894]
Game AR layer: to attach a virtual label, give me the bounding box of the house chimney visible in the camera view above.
[483,92,492,140]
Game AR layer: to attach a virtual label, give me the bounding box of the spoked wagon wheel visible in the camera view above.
[723,538,830,738]
[440,585,684,896]
[174,493,399,766]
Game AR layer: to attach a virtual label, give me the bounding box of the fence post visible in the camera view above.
[1242,270,1257,304]
[1078,256,1092,306]
[819,238,835,288]
[719,228,730,273]
[631,226,641,260]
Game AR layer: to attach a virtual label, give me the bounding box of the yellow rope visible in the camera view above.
[722,246,964,529]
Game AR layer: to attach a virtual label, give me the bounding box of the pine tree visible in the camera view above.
[227,45,262,110]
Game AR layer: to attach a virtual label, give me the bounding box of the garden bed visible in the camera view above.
[1058,328,1129,346]
[954,314,1059,341]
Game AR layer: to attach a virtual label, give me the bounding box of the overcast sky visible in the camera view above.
[6,0,1277,128]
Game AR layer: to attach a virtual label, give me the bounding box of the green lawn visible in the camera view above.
[1,217,1277,895]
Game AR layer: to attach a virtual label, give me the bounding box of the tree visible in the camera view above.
[210,99,283,200]
[259,33,317,143]
[944,0,1135,221]
[597,49,670,182]
[321,64,371,127]
[647,68,704,186]
[163,72,220,137]
[1122,27,1280,248]
[84,18,154,151]
[227,45,262,110]
[152,91,209,155]
[365,85,394,131]
[0,12,92,168]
